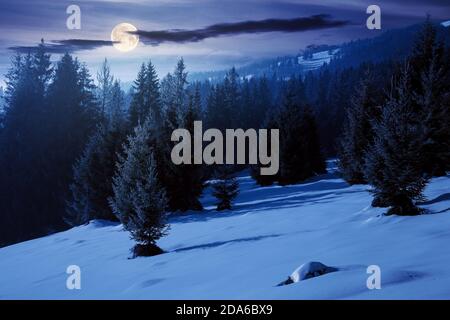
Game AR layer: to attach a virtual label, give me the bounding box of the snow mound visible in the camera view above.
[278,261,338,286]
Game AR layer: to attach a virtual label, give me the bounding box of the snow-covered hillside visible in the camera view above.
[295,49,339,73]
[1,161,450,299]
[189,48,340,83]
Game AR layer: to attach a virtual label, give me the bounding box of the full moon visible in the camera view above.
[111,22,139,52]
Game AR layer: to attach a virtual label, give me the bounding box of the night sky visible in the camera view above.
[0,0,449,85]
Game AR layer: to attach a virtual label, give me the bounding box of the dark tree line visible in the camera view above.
[203,69,326,187]
[248,79,326,186]
[198,58,400,158]
[0,46,101,246]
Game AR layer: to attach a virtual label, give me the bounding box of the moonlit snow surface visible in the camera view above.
[1,160,450,299]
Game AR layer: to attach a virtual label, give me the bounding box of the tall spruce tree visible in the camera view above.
[145,61,162,124]
[409,18,449,176]
[45,54,100,221]
[157,59,205,212]
[416,53,450,177]
[364,64,428,215]
[0,45,56,246]
[205,84,226,130]
[176,84,205,210]
[96,58,113,117]
[67,115,128,225]
[109,120,168,256]
[67,73,130,226]
[250,107,280,186]
[223,67,241,127]
[129,63,148,127]
[173,58,188,114]
[0,48,100,245]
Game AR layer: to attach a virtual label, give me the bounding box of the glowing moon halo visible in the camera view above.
[111,22,139,52]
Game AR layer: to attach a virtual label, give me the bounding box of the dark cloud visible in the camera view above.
[7,14,350,53]
[9,39,116,54]
[132,14,351,45]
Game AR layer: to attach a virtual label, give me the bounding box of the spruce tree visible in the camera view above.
[173,58,188,113]
[129,63,148,127]
[254,76,272,128]
[0,46,102,245]
[110,120,169,256]
[302,105,327,175]
[45,54,100,219]
[160,72,175,113]
[409,19,449,176]
[67,75,129,226]
[364,64,428,215]
[409,17,445,95]
[240,78,255,129]
[176,85,205,210]
[250,106,280,186]
[205,84,227,130]
[66,118,127,225]
[129,61,162,127]
[223,67,241,127]
[213,167,239,211]
[145,61,162,124]
[96,58,113,117]
[109,80,126,125]
[276,85,326,185]
[0,45,56,245]
[157,59,205,212]
[157,68,183,212]
[416,53,450,177]
[338,71,381,184]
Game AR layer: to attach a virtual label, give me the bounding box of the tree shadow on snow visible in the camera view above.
[171,234,283,253]
[416,192,450,215]
[171,171,362,224]
[417,193,450,205]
